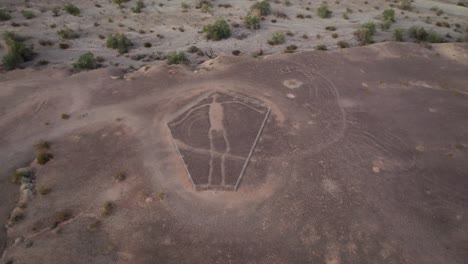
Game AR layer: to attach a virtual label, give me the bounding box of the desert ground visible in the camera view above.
[1,1,468,264]
[0,0,467,69]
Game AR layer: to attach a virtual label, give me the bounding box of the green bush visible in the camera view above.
[132,0,145,13]
[362,22,376,35]
[250,1,271,16]
[354,23,376,45]
[37,151,53,165]
[399,0,412,11]
[106,33,132,54]
[268,31,285,45]
[73,52,97,70]
[316,44,327,50]
[408,26,428,41]
[337,40,349,48]
[380,20,392,30]
[166,51,188,65]
[317,2,332,18]
[203,19,231,40]
[52,6,61,17]
[380,9,395,30]
[382,9,395,22]
[0,9,11,21]
[244,14,261,29]
[113,0,128,7]
[57,27,79,39]
[10,168,33,184]
[393,28,404,41]
[2,32,35,70]
[21,10,36,19]
[427,30,444,43]
[64,4,80,16]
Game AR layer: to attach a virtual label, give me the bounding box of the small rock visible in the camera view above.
[14,237,24,244]
[286,93,296,99]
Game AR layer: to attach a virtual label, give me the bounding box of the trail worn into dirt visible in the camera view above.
[0,42,467,264]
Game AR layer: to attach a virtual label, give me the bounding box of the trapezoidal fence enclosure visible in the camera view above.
[168,91,270,191]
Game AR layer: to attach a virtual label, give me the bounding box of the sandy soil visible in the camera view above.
[0,42,467,263]
[0,0,467,70]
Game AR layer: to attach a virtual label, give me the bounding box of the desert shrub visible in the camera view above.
[10,211,24,223]
[362,22,376,35]
[132,0,145,13]
[113,172,126,182]
[59,43,70,49]
[101,202,114,216]
[61,113,70,119]
[187,46,199,53]
[64,4,80,16]
[250,1,271,16]
[393,28,404,41]
[284,44,297,53]
[201,2,212,13]
[166,51,188,65]
[337,40,349,48]
[317,2,332,18]
[2,32,35,70]
[52,6,60,16]
[268,31,285,45]
[73,52,97,70]
[0,9,11,21]
[399,0,412,11]
[144,42,152,48]
[325,26,336,31]
[113,0,130,7]
[35,140,50,151]
[21,10,35,19]
[380,9,395,30]
[36,152,53,165]
[54,210,72,225]
[106,33,132,54]
[408,26,428,41]
[57,27,79,39]
[382,9,395,22]
[244,14,261,29]
[87,220,101,232]
[316,44,327,50]
[427,30,444,43]
[354,23,376,45]
[203,19,231,40]
[181,3,190,9]
[10,168,33,184]
[39,186,51,195]
[380,20,392,30]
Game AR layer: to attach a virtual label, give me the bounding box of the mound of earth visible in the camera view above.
[0,42,467,264]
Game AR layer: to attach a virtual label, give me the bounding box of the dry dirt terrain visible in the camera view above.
[0,42,467,263]
[1,0,468,263]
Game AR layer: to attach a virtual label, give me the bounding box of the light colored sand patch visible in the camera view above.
[432,44,468,65]
[322,178,341,196]
[339,98,357,108]
[283,79,303,89]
